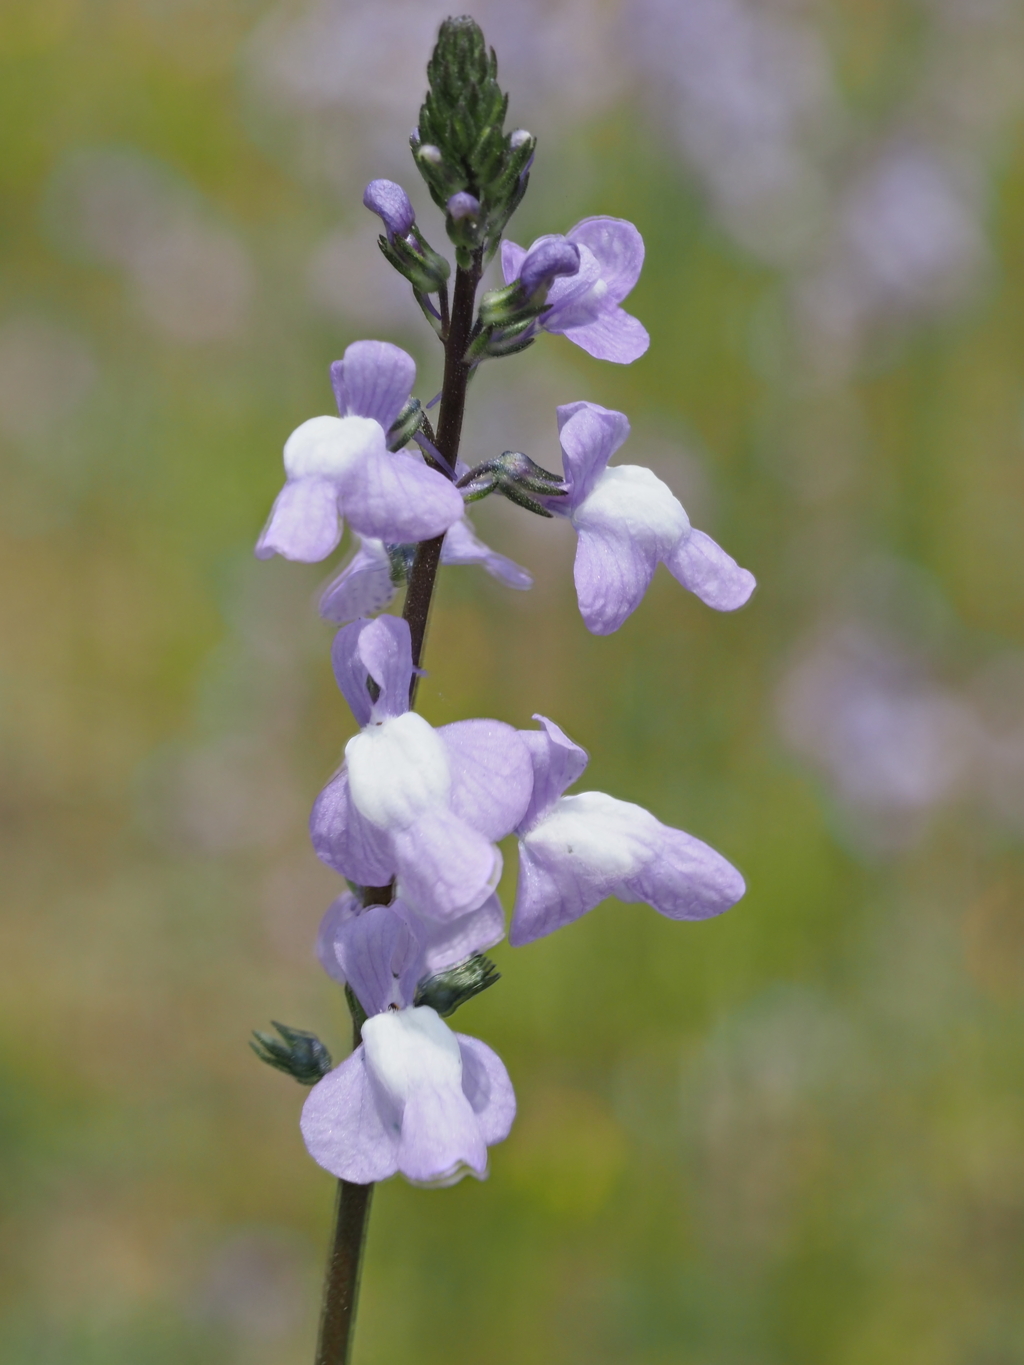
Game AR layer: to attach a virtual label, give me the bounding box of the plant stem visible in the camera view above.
[314,1012,374,1365]
[312,256,483,1364]
[404,253,482,699]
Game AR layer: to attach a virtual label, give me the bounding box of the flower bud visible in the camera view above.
[519,236,580,299]
[510,128,532,149]
[447,191,481,222]
[417,144,442,166]
[363,179,416,241]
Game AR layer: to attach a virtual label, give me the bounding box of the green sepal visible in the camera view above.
[345,983,368,1038]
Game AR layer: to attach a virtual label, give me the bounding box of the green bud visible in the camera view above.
[250,1021,333,1086]
[412,17,536,261]
[414,953,501,1017]
[386,397,424,452]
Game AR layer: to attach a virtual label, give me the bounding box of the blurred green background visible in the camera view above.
[3,1,1024,1361]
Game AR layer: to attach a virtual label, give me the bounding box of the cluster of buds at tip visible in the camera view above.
[251,1021,334,1086]
[457,450,567,517]
[412,16,536,266]
[364,179,451,296]
[413,954,501,1017]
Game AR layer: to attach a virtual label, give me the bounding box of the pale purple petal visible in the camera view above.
[310,769,395,886]
[340,448,463,543]
[557,307,650,364]
[538,245,604,324]
[441,518,532,589]
[666,528,756,612]
[395,893,505,973]
[355,615,414,720]
[439,719,534,840]
[557,402,631,507]
[573,523,658,635]
[316,892,360,985]
[622,827,746,921]
[330,340,416,431]
[333,902,423,1015]
[566,217,645,303]
[300,1050,400,1184]
[255,477,340,563]
[329,621,375,726]
[319,537,396,624]
[397,1084,487,1184]
[500,239,528,284]
[509,841,585,945]
[511,790,746,946]
[393,810,500,921]
[517,715,589,831]
[457,1035,516,1145]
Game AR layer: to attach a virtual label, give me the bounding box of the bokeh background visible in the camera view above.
[3,0,1024,1361]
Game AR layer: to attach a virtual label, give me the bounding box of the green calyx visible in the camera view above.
[413,16,536,266]
[414,953,501,1017]
[250,1021,334,1085]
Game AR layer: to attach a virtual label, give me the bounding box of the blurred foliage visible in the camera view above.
[2,2,1024,1364]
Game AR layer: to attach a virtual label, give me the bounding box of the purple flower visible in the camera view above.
[316,892,505,1016]
[501,217,650,363]
[303,891,514,1187]
[552,401,756,634]
[255,341,464,563]
[311,616,534,919]
[318,516,532,626]
[510,716,746,946]
[301,1004,515,1186]
[363,179,416,241]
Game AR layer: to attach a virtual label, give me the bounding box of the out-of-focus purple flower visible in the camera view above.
[363,179,416,241]
[316,892,505,1015]
[446,192,481,221]
[510,716,746,946]
[550,401,755,634]
[318,516,532,625]
[301,1004,515,1187]
[255,341,464,563]
[311,616,534,919]
[501,217,649,363]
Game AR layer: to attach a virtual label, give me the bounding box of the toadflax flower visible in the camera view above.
[302,900,514,1186]
[551,401,756,634]
[255,340,463,563]
[510,716,746,946]
[501,217,650,363]
[319,516,532,625]
[311,615,534,919]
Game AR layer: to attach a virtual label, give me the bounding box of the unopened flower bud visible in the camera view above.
[418,144,442,166]
[519,236,580,298]
[510,128,532,149]
[447,191,481,222]
[363,179,416,241]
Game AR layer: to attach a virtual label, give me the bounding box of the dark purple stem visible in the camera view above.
[403,252,482,705]
[313,1011,373,1365]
